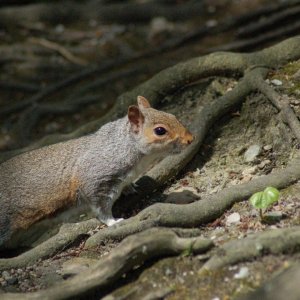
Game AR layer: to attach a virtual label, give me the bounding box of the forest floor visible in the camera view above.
[1,59,299,300]
[0,1,299,299]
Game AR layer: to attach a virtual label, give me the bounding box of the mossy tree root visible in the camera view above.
[1,229,213,300]
[85,156,300,248]
[200,226,300,272]
[0,219,100,272]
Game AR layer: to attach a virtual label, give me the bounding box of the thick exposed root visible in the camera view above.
[200,226,300,272]
[1,229,213,300]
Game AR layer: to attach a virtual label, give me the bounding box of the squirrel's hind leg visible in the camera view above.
[89,191,124,226]
[81,180,125,227]
[93,204,124,227]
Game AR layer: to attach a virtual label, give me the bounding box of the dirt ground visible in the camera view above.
[0,58,299,299]
[0,1,299,299]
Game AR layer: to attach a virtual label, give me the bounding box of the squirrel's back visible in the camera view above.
[0,135,91,242]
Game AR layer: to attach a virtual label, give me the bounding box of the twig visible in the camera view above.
[29,37,88,66]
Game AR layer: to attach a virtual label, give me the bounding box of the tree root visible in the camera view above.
[209,20,300,52]
[85,155,300,248]
[238,262,300,300]
[1,229,213,300]
[2,36,299,162]
[141,67,266,190]
[0,219,100,272]
[255,75,300,143]
[0,2,205,25]
[200,226,300,272]
[237,2,300,38]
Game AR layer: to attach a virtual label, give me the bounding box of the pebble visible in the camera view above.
[1,270,18,285]
[258,159,271,169]
[226,212,241,225]
[263,144,273,151]
[271,79,283,86]
[244,145,261,162]
[234,266,249,279]
[263,211,283,223]
[290,99,300,105]
[165,268,173,276]
[242,166,258,176]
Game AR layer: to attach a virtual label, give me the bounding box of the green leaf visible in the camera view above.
[249,187,280,209]
[249,191,264,209]
[263,187,280,207]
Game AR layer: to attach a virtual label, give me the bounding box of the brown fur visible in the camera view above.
[0,96,193,248]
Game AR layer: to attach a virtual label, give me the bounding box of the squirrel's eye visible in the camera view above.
[154,127,167,136]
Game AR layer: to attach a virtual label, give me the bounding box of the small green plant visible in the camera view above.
[249,187,280,220]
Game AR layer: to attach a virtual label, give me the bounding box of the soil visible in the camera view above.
[0,59,299,299]
[0,1,299,299]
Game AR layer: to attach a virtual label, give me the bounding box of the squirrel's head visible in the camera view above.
[127,96,193,155]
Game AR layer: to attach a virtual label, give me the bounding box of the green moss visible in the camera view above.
[268,60,300,97]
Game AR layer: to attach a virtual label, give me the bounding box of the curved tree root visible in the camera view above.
[85,155,300,248]
[142,67,266,189]
[2,36,299,162]
[255,74,300,143]
[200,226,300,272]
[0,219,100,272]
[1,228,213,300]
[238,263,300,300]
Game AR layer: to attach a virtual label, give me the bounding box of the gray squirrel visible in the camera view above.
[0,96,193,247]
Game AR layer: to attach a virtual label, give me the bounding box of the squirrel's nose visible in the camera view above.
[182,131,194,145]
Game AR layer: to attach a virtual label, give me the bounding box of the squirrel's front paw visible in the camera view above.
[106,218,124,226]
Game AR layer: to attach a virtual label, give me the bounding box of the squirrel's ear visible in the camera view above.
[137,96,151,109]
[128,105,144,133]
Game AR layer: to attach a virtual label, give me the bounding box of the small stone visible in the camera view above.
[244,145,261,162]
[165,268,173,276]
[2,271,10,280]
[271,79,283,86]
[263,211,283,224]
[226,212,241,225]
[290,99,300,105]
[242,166,258,176]
[258,159,271,169]
[234,266,249,279]
[6,276,18,285]
[263,144,273,151]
